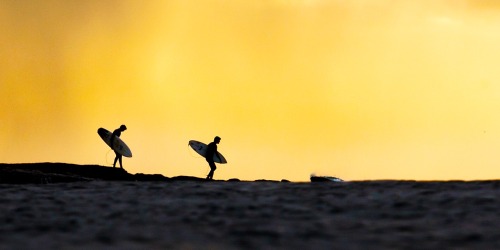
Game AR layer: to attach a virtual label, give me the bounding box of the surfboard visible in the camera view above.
[188,140,227,164]
[310,176,344,182]
[97,128,132,157]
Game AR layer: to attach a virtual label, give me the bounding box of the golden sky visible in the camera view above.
[2,0,500,181]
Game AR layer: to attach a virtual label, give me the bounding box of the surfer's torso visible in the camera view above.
[205,142,217,161]
[112,129,122,138]
[110,129,122,151]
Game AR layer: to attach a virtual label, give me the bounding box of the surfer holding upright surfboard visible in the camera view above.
[110,125,127,169]
[205,136,221,180]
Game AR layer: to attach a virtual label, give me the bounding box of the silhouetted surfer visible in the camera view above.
[206,136,221,180]
[110,125,127,169]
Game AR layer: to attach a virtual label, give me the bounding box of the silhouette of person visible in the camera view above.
[205,136,221,180]
[110,125,127,169]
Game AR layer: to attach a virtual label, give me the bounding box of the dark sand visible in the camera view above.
[1,164,499,249]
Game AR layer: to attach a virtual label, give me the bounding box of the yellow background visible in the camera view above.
[2,0,500,181]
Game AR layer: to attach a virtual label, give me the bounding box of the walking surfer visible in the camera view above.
[110,125,127,169]
[205,136,221,180]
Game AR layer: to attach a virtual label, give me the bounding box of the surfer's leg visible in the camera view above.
[118,155,123,168]
[207,161,216,180]
[113,152,119,168]
[206,168,212,180]
[206,160,211,179]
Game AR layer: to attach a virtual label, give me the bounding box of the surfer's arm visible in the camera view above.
[213,145,220,161]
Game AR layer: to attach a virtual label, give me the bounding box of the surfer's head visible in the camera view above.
[120,125,127,131]
[214,136,221,144]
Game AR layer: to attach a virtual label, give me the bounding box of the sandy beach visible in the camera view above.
[1,164,499,249]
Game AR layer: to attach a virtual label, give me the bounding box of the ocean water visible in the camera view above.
[0,181,499,249]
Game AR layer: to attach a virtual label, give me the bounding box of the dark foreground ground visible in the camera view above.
[0,163,173,184]
[0,163,499,249]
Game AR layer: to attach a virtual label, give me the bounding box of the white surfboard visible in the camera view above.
[98,128,132,157]
[189,140,227,164]
[310,176,344,182]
